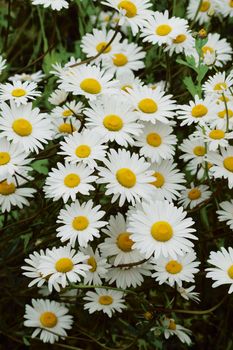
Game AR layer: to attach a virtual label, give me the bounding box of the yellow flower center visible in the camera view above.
[188,188,201,200]
[72,215,89,230]
[0,181,16,195]
[117,232,134,252]
[75,145,91,158]
[223,157,233,172]
[40,312,58,328]
[99,295,113,305]
[103,114,123,131]
[209,129,225,139]
[96,41,112,53]
[80,78,102,94]
[138,98,158,113]
[87,256,97,272]
[113,53,128,66]
[146,132,162,147]
[116,168,136,188]
[218,109,233,119]
[229,0,233,7]
[227,265,233,278]
[202,46,214,54]
[58,123,76,133]
[200,1,211,12]
[0,152,11,165]
[168,319,177,330]
[11,88,26,97]
[165,260,182,274]
[12,118,32,136]
[214,82,227,91]
[173,34,187,44]
[64,173,80,188]
[117,0,137,17]
[193,146,206,156]
[62,109,73,117]
[150,172,165,188]
[191,104,208,118]
[55,257,74,273]
[151,221,173,242]
[156,24,172,36]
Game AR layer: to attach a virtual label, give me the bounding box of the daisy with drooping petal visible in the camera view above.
[22,250,48,288]
[128,200,197,259]
[24,299,73,344]
[52,117,81,139]
[56,199,107,247]
[44,162,97,203]
[51,101,84,119]
[0,81,40,106]
[48,89,68,105]
[207,147,233,189]
[206,247,233,294]
[83,288,126,317]
[9,70,45,83]
[177,285,200,303]
[31,0,69,10]
[0,102,54,153]
[162,317,192,345]
[217,200,233,230]
[178,183,211,209]
[203,71,233,98]
[97,149,155,206]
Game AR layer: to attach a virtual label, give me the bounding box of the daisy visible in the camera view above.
[24,299,73,344]
[179,136,207,168]
[206,247,233,294]
[48,89,68,105]
[148,80,167,91]
[162,317,192,345]
[151,249,200,287]
[0,81,40,106]
[210,100,233,130]
[52,117,81,139]
[38,245,90,292]
[97,149,154,206]
[50,57,81,78]
[176,285,200,302]
[0,101,54,153]
[83,288,126,317]
[194,125,233,151]
[164,27,195,56]
[84,95,142,147]
[128,200,197,259]
[217,200,233,230]
[56,199,107,247]
[21,249,48,288]
[51,101,84,119]
[207,147,233,188]
[125,85,177,124]
[9,70,45,83]
[58,130,107,169]
[203,71,233,98]
[178,183,212,209]
[187,0,219,24]
[0,55,7,74]
[44,162,97,203]
[217,0,233,17]
[31,0,69,10]
[116,70,143,93]
[133,121,177,163]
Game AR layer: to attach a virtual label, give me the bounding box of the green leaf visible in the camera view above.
[31,159,49,175]
[183,76,198,98]
[20,233,32,251]
[198,64,209,82]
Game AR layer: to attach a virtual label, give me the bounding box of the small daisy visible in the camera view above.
[44,162,97,202]
[50,57,81,78]
[206,247,233,294]
[24,299,73,344]
[164,27,195,56]
[52,117,81,139]
[210,100,233,130]
[0,55,7,74]
[31,0,69,10]
[217,200,233,230]
[56,199,107,247]
[195,125,233,151]
[207,147,233,189]
[51,101,84,119]
[116,70,143,93]
[162,317,192,345]
[203,71,233,97]
[179,136,207,168]
[83,288,126,317]
[9,70,45,83]
[0,81,40,106]
[128,200,197,259]
[97,149,154,206]
[48,89,68,105]
[22,250,48,288]
[187,0,219,24]
[178,183,212,209]
[177,285,200,303]
[217,0,233,17]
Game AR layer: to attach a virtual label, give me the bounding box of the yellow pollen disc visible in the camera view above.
[103,114,123,131]
[121,84,132,92]
[188,188,201,200]
[80,78,101,94]
[209,129,225,139]
[96,41,112,53]
[72,216,89,230]
[117,232,134,252]
[62,109,73,117]
[11,88,26,97]
[151,221,173,242]
[64,173,80,188]
[75,145,91,158]
[12,118,32,136]
[58,123,76,133]
[200,1,211,12]
[191,104,208,118]
[146,132,162,147]
[218,109,233,119]
[0,181,16,195]
[165,260,182,274]
[173,34,187,44]
[99,295,113,305]
[230,0,233,7]
[150,172,165,188]
[0,152,11,165]
[156,24,172,36]
[113,53,128,67]
[227,265,233,278]
[138,98,158,113]
[202,46,214,54]
[168,319,177,330]
[223,157,233,172]
[116,168,136,188]
[40,312,58,328]
[87,256,97,272]
[117,1,137,18]
[193,146,206,156]
[55,257,73,273]
[214,82,227,91]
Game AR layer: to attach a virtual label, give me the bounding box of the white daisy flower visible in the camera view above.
[83,288,126,317]
[179,136,207,168]
[22,249,48,288]
[0,81,40,106]
[194,125,233,151]
[178,183,212,209]
[56,199,107,247]
[176,285,200,303]
[128,200,197,259]
[148,80,167,92]
[50,56,81,78]
[52,117,81,139]
[44,162,97,203]
[31,0,69,10]
[0,55,7,74]
[48,89,68,105]
[24,299,73,344]
[164,27,195,56]
[217,200,233,230]
[206,247,233,294]
[162,317,192,345]
[203,71,233,97]
[51,100,84,119]
[38,245,90,292]
[97,149,154,206]
[207,147,233,189]
[217,0,233,17]
[210,100,233,130]
[187,0,219,24]
[9,70,45,83]
[0,101,54,154]
[116,70,143,93]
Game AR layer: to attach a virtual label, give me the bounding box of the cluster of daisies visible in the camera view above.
[1,0,233,347]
